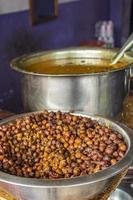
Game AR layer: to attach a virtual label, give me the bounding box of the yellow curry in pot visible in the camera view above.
[23,58,126,75]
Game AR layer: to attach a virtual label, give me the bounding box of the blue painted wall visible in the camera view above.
[0,0,111,112]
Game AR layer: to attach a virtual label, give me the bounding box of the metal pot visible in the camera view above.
[11,48,133,117]
[0,112,133,200]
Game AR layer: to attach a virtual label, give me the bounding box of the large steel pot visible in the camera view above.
[0,112,133,200]
[11,48,133,117]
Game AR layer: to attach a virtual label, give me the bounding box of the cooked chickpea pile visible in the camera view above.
[0,111,127,179]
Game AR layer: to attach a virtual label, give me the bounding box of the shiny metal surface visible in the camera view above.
[0,112,133,200]
[109,189,133,200]
[111,32,133,65]
[11,48,133,117]
[125,51,133,77]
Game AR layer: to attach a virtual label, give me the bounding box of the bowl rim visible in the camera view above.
[10,47,133,77]
[0,111,133,188]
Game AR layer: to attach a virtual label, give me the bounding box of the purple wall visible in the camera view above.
[0,0,110,112]
[109,0,124,47]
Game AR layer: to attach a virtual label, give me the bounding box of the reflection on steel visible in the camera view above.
[110,188,133,200]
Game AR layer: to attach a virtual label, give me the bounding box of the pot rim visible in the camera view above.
[10,47,133,77]
[0,111,133,188]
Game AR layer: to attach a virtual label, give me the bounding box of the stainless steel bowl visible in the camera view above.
[0,112,133,200]
[10,48,133,118]
[109,188,133,200]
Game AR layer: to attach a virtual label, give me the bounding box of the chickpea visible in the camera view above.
[119,143,127,152]
[0,111,127,179]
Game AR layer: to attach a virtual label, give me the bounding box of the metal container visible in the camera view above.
[125,51,133,78]
[0,112,133,200]
[11,48,133,117]
[125,52,133,91]
[109,188,133,200]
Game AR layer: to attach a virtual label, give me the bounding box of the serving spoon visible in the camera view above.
[111,32,133,65]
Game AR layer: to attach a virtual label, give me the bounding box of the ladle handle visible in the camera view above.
[111,32,133,65]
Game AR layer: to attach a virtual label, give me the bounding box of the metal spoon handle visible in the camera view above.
[111,32,133,65]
